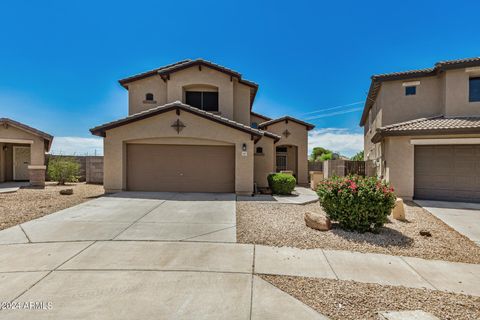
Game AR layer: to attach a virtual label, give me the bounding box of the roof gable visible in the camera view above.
[258,116,315,131]
[0,118,53,151]
[90,101,280,142]
[118,59,259,107]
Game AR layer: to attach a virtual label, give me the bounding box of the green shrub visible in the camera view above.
[47,157,81,185]
[316,175,396,233]
[267,173,296,195]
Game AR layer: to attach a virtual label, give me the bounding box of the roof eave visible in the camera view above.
[89,102,264,138]
[258,116,315,131]
[372,127,480,143]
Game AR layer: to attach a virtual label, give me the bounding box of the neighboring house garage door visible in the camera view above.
[127,144,235,193]
[414,145,480,202]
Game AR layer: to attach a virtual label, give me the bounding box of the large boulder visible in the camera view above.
[304,211,331,231]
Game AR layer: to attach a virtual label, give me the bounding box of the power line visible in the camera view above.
[300,101,364,116]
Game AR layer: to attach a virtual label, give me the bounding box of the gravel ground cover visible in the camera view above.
[237,200,480,263]
[0,182,104,230]
[261,275,480,320]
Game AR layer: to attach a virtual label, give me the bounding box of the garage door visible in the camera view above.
[127,144,235,192]
[414,145,480,202]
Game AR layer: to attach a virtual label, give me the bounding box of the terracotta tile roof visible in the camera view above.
[360,57,480,126]
[258,116,315,131]
[371,115,480,143]
[0,118,53,151]
[118,59,259,107]
[90,101,281,142]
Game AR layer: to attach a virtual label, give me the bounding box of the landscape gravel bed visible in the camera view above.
[237,201,480,263]
[0,182,104,230]
[261,275,480,320]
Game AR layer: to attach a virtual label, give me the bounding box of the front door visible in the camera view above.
[14,146,30,180]
[276,154,287,172]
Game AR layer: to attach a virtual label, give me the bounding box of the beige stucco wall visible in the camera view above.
[127,76,167,115]
[380,76,444,126]
[0,125,45,165]
[253,137,275,188]
[250,114,268,128]
[383,133,480,200]
[262,120,309,185]
[126,65,252,125]
[233,79,251,125]
[103,109,255,194]
[444,68,480,116]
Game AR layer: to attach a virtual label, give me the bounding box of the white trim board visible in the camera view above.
[410,138,480,145]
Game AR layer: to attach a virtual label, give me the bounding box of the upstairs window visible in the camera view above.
[405,86,416,96]
[256,147,263,154]
[251,122,258,129]
[145,93,154,101]
[185,91,219,111]
[469,77,480,102]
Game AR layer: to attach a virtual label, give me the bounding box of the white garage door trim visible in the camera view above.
[411,138,480,145]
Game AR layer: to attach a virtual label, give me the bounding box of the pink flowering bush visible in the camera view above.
[317,175,396,232]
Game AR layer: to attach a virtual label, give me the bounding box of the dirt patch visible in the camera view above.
[261,275,480,320]
[237,200,480,263]
[0,182,104,230]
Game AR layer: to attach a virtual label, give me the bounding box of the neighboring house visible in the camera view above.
[361,57,480,202]
[0,118,53,186]
[91,59,314,194]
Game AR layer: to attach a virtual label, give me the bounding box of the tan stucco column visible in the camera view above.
[0,143,5,182]
[28,139,47,187]
[235,140,254,195]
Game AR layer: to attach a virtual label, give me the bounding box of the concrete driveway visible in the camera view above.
[0,192,325,319]
[6,192,237,244]
[415,200,480,246]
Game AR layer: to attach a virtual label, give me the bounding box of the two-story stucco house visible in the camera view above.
[91,59,314,194]
[361,57,480,203]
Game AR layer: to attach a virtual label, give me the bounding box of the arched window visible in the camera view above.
[145,93,154,101]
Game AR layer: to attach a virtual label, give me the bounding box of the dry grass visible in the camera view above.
[0,182,104,230]
[261,275,480,320]
[237,200,480,263]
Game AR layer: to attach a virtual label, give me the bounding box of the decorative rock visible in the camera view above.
[419,230,432,237]
[59,189,74,195]
[304,212,331,231]
[391,198,405,221]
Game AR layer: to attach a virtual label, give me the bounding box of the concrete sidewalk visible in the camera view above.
[237,186,319,204]
[1,240,479,297]
[254,245,480,296]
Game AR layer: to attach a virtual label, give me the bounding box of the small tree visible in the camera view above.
[310,147,332,161]
[351,151,364,161]
[47,157,80,185]
[318,152,333,161]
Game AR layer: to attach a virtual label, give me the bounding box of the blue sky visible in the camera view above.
[1,0,479,157]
